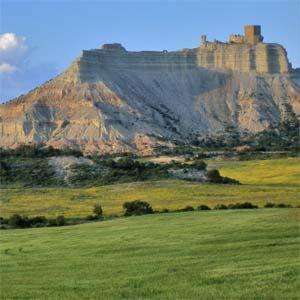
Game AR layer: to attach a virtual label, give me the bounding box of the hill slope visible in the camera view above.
[0,209,298,299]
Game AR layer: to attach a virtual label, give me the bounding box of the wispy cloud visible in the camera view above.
[0,33,58,102]
[0,33,29,73]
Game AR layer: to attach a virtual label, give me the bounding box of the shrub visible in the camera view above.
[8,214,30,228]
[48,219,58,227]
[178,206,194,212]
[30,216,48,227]
[276,203,292,208]
[228,202,258,209]
[264,202,276,208]
[207,169,223,183]
[123,200,153,216]
[161,208,169,213]
[56,215,65,226]
[93,204,103,217]
[191,160,207,171]
[207,169,240,185]
[86,215,97,221]
[197,205,211,210]
[221,176,240,185]
[0,217,8,225]
[214,204,228,210]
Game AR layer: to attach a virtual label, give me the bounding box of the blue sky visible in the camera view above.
[0,0,299,102]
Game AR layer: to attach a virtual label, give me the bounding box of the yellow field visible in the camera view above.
[0,158,299,218]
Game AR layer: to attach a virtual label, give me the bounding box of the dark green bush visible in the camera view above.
[197,205,211,210]
[93,204,103,217]
[207,170,223,183]
[48,215,65,227]
[86,215,97,221]
[30,216,48,227]
[214,204,228,210]
[228,202,258,209]
[56,215,65,226]
[8,214,30,228]
[178,206,194,212]
[276,203,292,208]
[264,202,276,208]
[191,160,207,171]
[123,200,153,216]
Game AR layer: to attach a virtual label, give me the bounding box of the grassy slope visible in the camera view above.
[0,158,299,218]
[0,209,299,299]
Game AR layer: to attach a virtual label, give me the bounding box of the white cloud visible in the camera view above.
[0,32,30,73]
[0,63,17,73]
[0,32,59,102]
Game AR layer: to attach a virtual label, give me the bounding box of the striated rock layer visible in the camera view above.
[1,29,300,155]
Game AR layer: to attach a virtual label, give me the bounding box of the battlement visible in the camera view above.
[202,25,264,47]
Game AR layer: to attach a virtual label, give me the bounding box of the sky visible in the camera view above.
[0,0,299,102]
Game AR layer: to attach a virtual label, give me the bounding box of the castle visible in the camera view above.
[72,25,291,80]
[199,25,290,73]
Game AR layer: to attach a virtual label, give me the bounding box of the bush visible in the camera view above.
[207,169,240,185]
[178,206,194,212]
[276,203,292,208]
[228,202,258,209]
[8,214,30,228]
[214,204,228,210]
[161,208,169,213]
[191,160,207,171]
[197,205,211,210]
[30,216,48,227]
[221,176,240,185]
[93,204,103,217]
[264,202,276,208]
[48,219,58,227]
[86,215,97,221]
[49,215,65,227]
[123,200,153,216]
[207,169,223,183]
[56,215,65,226]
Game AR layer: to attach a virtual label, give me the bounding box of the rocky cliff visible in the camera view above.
[0,28,299,155]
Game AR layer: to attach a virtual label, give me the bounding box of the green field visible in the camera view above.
[0,209,299,299]
[0,158,299,218]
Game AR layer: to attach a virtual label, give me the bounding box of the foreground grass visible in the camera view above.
[0,209,299,299]
[0,158,299,218]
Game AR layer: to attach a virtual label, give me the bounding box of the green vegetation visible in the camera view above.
[123,200,154,216]
[0,157,64,186]
[0,209,298,299]
[0,144,83,158]
[0,158,298,218]
[156,121,300,155]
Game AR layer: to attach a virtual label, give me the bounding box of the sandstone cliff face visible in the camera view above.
[0,42,299,155]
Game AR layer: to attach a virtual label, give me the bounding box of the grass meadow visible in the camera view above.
[0,158,299,218]
[0,208,299,299]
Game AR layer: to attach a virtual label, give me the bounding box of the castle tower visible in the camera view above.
[244,25,263,45]
[201,35,207,48]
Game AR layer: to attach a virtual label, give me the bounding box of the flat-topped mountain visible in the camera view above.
[0,25,299,154]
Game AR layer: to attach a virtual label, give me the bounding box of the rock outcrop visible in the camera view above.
[0,26,299,155]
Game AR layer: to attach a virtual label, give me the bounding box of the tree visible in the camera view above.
[93,204,103,217]
[123,200,153,216]
[56,215,65,226]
